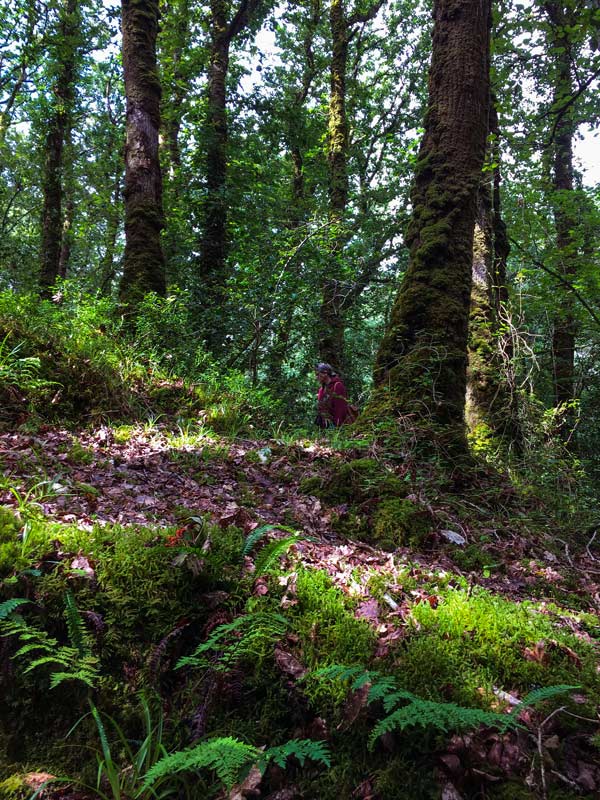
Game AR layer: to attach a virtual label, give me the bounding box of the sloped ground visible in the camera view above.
[1,424,600,799]
[1,426,599,606]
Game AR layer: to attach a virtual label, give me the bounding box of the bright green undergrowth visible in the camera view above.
[1,478,598,799]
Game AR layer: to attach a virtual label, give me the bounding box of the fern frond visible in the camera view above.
[49,667,99,689]
[141,737,261,791]
[364,675,398,703]
[382,689,418,713]
[243,525,276,555]
[14,642,56,658]
[0,598,29,618]
[254,536,300,576]
[90,702,112,767]
[312,665,399,705]
[517,684,579,710]
[24,655,72,672]
[176,613,288,671]
[64,590,91,658]
[369,700,513,748]
[262,739,331,769]
[311,664,365,684]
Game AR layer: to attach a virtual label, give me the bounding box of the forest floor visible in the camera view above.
[1,424,599,609]
[1,422,600,799]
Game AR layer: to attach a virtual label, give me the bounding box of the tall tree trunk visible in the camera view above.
[160,0,191,272]
[199,0,230,308]
[39,0,78,296]
[318,0,349,373]
[466,99,520,445]
[118,0,166,311]
[318,0,382,373]
[372,0,491,454]
[545,2,577,414]
[196,0,263,350]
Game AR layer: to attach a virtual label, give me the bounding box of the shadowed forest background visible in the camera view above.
[0,0,600,798]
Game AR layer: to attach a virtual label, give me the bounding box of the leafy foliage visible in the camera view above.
[141,735,331,791]
[0,597,29,618]
[176,612,288,671]
[253,534,301,576]
[0,592,99,689]
[313,665,579,747]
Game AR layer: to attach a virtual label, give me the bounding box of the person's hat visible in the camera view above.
[315,363,336,375]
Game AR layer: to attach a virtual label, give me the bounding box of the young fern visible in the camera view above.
[141,737,261,792]
[313,664,579,749]
[369,700,513,747]
[243,524,299,556]
[0,594,99,690]
[243,524,276,555]
[261,738,331,770]
[253,536,300,576]
[0,598,30,619]
[141,736,331,792]
[176,612,288,671]
[64,589,92,658]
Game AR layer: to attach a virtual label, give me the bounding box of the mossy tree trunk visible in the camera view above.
[466,99,520,445]
[545,1,578,416]
[271,0,321,381]
[198,0,263,349]
[318,0,382,374]
[118,0,166,312]
[160,0,191,272]
[39,0,79,296]
[372,0,491,452]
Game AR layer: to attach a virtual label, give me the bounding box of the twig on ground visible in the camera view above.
[585,530,598,562]
[535,705,567,800]
[555,538,573,568]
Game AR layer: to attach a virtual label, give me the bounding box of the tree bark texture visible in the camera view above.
[373,0,491,449]
[466,99,519,444]
[119,0,166,310]
[198,0,230,303]
[39,0,78,295]
[466,181,517,441]
[318,0,352,373]
[546,2,577,411]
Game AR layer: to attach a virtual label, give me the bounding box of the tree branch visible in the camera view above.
[509,237,600,330]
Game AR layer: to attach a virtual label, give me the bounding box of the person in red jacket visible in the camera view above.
[315,363,349,428]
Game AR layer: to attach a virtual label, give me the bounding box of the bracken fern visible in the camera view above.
[141,735,331,792]
[176,612,288,672]
[313,665,578,748]
[0,593,99,689]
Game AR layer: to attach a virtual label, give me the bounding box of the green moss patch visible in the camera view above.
[300,457,407,504]
[372,497,433,550]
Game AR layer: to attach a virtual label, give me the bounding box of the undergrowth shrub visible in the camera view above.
[0,287,281,431]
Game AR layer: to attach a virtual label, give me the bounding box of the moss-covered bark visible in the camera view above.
[39,0,79,296]
[546,2,578,413]
[466,107,520,447]
[318,0,381,372]
[371,0,491,453]
[118,0,166,311]
[319,0,350,371]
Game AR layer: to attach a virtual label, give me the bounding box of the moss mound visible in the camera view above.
[371,497,433,550]
[300,457,407,505]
